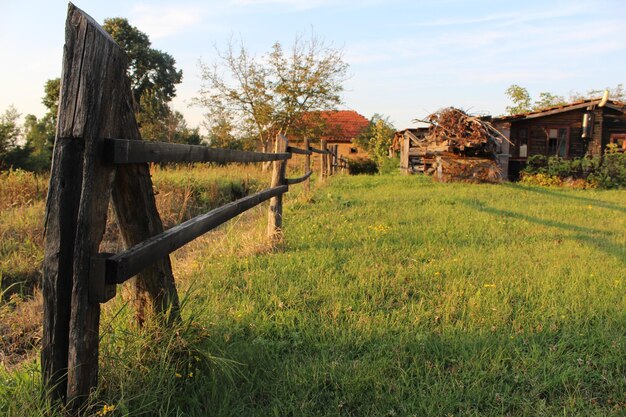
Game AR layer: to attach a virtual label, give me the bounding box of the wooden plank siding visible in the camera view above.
[508,108,588,159]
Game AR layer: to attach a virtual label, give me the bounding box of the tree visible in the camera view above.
[569,83,626,102]
[533,92,567,110]
[42,78,60,125]
[103,18,185,142]
[0,106,21,156]
[197,34,349,153]
[0,106,32,170]
[102,18,182,107]
[505,84,531,115]
[506,83,625,116]
[355,114,396,167]
[22,114,54,171]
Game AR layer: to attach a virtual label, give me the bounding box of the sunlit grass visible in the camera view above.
[2,171,625,416]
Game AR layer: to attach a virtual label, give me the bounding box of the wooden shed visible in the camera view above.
[491,98,626,180]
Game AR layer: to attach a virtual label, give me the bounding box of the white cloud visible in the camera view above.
[130,4,204,39]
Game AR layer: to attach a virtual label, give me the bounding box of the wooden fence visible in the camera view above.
[42,5,344,412]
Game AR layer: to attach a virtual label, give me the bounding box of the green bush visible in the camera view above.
[347,158,378,175]
[521,147,626,189]
[378,156,399,175]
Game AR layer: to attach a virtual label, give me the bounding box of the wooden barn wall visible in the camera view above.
[510,108,590,158]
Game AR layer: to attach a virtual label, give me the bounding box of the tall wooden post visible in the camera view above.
[268,135,288,244]
[333,145,339,174]
[303,137,311,193]
[401,132,411,174]
[43,4,123,407]
[327,143,333,176]
[321,139,328,180]
[43,4,179,410]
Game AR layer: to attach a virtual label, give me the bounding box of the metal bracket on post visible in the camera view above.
[89,253,116,303]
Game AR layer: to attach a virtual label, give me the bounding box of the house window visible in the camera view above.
[350,147,358,154]
[517,128,528,157]
[610,133,626,150]
[546,127,569,158]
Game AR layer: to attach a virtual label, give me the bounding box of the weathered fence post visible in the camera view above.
[321,139,328,179]
[333,145,339,174]
[327,143,333,176]
[43,4,125,408]
[268,134,289,244]
[303,137,311,193]
[43,4,180,411]
[401,132,410,174]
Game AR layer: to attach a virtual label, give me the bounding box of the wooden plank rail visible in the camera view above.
[286,171,312,185]
[286,145,312,156]
[308,145,327,154]
[104,138,291,164]
[91,185,288,298]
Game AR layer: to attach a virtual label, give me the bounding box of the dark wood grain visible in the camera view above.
[267,135,289,243]
[105,138,290,164]
[286,145,312,156]
[321,139,328,179]
[286,171,312,185]
[303,138,311,193]
[308,145,327,154]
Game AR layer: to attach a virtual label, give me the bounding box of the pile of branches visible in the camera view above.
[416,107,509,158]
[413,108,511,183]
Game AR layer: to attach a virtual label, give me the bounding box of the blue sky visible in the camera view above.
[1,0,625,131]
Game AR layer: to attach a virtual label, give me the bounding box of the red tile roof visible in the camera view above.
[296,110,370,143]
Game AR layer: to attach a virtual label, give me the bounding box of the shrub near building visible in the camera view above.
[520,145,626,189]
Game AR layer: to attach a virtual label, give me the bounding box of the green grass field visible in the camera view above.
[1,172,625,416]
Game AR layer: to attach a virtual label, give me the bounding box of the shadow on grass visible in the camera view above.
[459,198,626,266]
[502,183,626,214]
[108,316,625,417]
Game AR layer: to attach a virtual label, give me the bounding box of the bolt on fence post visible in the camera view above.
[268,134,288,245]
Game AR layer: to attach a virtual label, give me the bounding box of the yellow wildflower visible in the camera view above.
[97,404,116,416]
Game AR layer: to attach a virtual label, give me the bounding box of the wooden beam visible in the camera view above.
[286,145,312,155]
[43,3,128,408]
[268,135,289,243]
[308,145,327,154]
[102,186,288,286]
[321,139,328,179]
[303,138,311,193]
[286,171,312,185]
[104,138,291,164]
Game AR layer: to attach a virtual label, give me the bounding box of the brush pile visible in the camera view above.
[429,157,502,183]
[413,107,509,183]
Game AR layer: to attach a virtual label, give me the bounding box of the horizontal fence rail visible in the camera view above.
[90,185,289,302]
[308,145,327,154]
[286,145,312,155]
[286,171,313,185]
[104,138,291,164]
